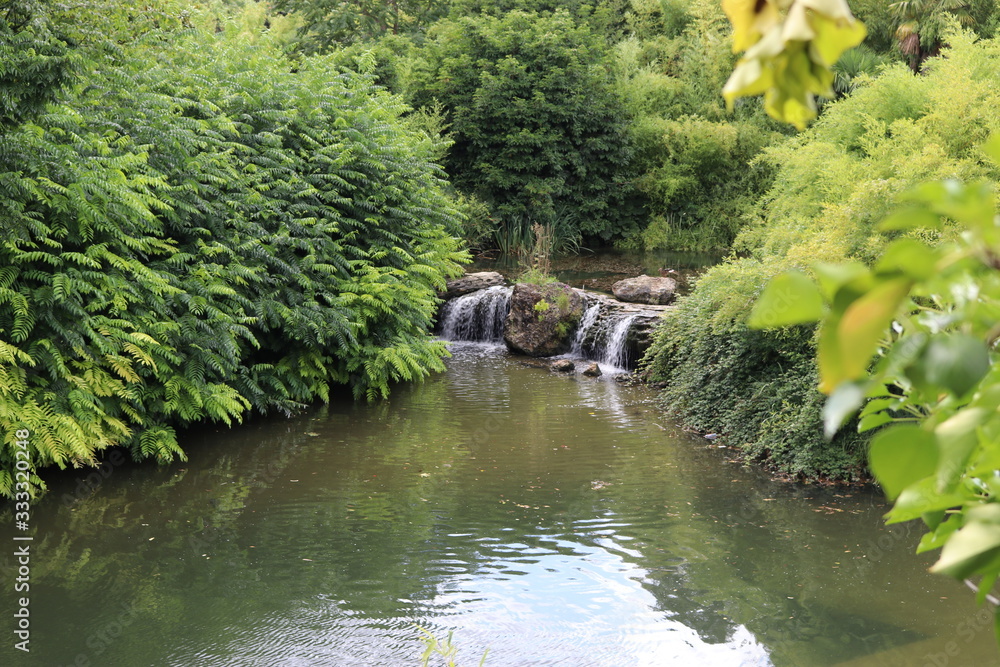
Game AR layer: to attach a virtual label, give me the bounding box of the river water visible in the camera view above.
[1,343,998,666]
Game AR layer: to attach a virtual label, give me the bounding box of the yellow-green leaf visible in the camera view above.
[875,238,939,280]
[748,270,825,328]
[831,277,911,384]
[722,0,781,52]
[869,424,938,500]
[932,505,1000,578]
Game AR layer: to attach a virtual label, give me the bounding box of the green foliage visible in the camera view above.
[517,267,559,287]
[831,45,887,97]
[272,0,451,52]
[324,33,418,92]
[406,9,639,244]
[622,114,780,250]
[642,260,868,480]
[735,0,1000,619]
[750,158,1000,592]
[532,299,550,321]
[625,0,693,39]
[888,0,999,71]
[0,5,465,497]
[450,192,494,254]
[612,2,787,251]
[0,1,72,130]
[416,626,489,667]
[446,0,631,38]
[647,24,1000,483]
[260,0,789,254]
[737,27,1000,267]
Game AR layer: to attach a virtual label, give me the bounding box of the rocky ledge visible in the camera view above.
[441,271,506,300]
[436,273,674,369]
[611,275,676,305]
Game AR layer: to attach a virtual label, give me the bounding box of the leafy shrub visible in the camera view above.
[272,0,451,51]
[406,9,640,244]
[0,7,465,497]
[642,260,868,480]
[612,1,787,251]
[645,27,1000,481]
[624,115,779,250]
[0,0,72,130]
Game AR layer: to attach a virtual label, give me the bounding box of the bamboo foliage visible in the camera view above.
[0,3,466,497]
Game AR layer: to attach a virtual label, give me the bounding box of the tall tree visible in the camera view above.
[408,9,638,245]
[891,0,976,70]
[272,0,450,51]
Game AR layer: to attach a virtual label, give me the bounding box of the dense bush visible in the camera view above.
[644,28,1000,480]
[406,9,639,248]
[642,261,868,479]
[271,0,451,51]
[0,5,465,497]
[0,0,72,131]
[613,0,787,251]
[275,0,791,253]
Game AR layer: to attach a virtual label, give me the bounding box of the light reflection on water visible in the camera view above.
[1,342,998,666]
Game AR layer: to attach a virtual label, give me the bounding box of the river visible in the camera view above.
[1,342,997,666]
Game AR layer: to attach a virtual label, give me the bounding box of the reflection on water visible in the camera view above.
[1,343,998,666]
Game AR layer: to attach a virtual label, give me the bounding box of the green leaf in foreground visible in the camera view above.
[819,277,911,392]
[748,271,824,328]
[921,334,990,398]
[869,425,938,500]
[932,505,1000,579]
[822,381,866,439]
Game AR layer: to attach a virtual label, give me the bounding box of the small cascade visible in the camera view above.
[599,313,640,369]
[571,301,641,370]
[438,286,512,343]
[569,301,601,357]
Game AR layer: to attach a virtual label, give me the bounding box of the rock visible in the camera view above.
[503,282,584,357]
[581,362,602,377]
[611,275,677,305]
[441,271,505,299]
[551,359,575,372]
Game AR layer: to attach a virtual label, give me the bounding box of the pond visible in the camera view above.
[1,342,998,666]
[471,248,724,295]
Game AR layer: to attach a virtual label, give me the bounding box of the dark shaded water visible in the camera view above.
[1,343,997,666]
[471,249,722,295]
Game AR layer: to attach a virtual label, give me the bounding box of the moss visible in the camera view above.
[555,291,571,310]
[533,298,551,321]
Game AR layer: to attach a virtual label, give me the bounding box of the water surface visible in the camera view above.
[1,343,997,666]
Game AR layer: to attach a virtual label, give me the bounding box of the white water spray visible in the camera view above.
[438,286,512,343]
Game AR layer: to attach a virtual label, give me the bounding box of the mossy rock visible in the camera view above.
[504,282,584,357]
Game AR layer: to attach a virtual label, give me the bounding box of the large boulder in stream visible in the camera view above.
[612,275,676,305]
[504,282,584,357]
[441,271,506,299]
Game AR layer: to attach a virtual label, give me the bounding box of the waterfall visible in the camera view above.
[569,302,601,357]
[440,286,644,369]
[599,313,639,369]
[568,300,640,370]
[438,286,512,343]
